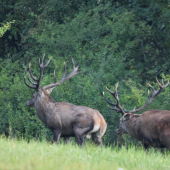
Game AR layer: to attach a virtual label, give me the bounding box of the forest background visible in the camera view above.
[0,0,170,145]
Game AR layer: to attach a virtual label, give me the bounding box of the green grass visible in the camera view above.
[0,138,170,170]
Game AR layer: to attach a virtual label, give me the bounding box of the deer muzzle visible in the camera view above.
[116,129,121,136]
[26,100,35,107]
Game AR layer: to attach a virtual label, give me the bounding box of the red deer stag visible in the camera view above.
[103,79,170,149]
[24,54,107,146]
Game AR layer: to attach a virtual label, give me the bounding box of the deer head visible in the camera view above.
[103,78,169,136]
[24,54,80,107]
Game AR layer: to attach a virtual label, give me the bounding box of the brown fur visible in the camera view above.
[27,88,107,146]
[117,110,170,149]
[44,90,56,103]
[104,79,169,149]
[25,57,107,146]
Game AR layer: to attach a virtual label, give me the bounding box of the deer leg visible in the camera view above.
[143,141,150,150]
[63,137,71,145]
[74,132,84,146]
[73,126,93,146]
[92,132,103,146]
[72,116,93,146]
[53,129,62,144]
[159,129,170,150]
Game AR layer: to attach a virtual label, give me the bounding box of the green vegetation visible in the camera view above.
[0,138,170,170]
[0,21,14,37]
[1,0,170,145]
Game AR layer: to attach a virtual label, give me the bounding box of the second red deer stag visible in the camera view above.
[24,54,107,146]
[103,79,170,149]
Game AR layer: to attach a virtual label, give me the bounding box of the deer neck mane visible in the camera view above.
[34,91,57,125]
[44,90,56,103]
[125,114,141,139]
[35,91,56,114]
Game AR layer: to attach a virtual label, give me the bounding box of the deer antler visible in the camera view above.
[24,53,52,90]
[103,83,125,115]
[103,78,169,115]
[25,55,80,91]
[128,78,169,113]
[42,58,80,90]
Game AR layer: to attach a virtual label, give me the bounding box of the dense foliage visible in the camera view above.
[0,0,170,145]
[0,21,14,37]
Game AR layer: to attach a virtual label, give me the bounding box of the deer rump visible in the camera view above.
[132,109,170,149]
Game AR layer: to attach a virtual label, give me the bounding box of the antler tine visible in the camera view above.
[128,78,169,113]
[27,74,37,85]
[77,62,80,68]
[69,58,80,76]
[29,63,38,81]
[123,107,129,113]
[103,91,117,107]
[39,53,45,67]
[62,62,66,80]
[42,58,80,90]
[106,84,119,103]
[39,58,41,67]
[104,83,125,115]
[71,57,80,71]
[165,79,170,87]
[43,56,52,68]
[106,86,114,95]
[38,55,52,69]
[162,79,164,86]
[148,90,150,99]
[114,82,119,93]
[148,83,155,92]
[108,105,122,113]
[105,83,119,98]
[25,54,53,91]
[42,53,45,64]
[156,77,169,88]
[37,56,52,89]
[24,76,36,89]
[71,57,75,70]
[156,77,162,87]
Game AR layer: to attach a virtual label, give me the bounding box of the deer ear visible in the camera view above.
[46,87,55,94]
[123,114,130,121]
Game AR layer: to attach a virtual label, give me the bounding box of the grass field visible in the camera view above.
[0,138,170,170]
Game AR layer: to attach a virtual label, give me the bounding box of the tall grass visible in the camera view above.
[0,138,170,170]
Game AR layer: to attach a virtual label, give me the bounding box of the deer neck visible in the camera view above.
[125,114,141,140]
[35,92,55,125]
